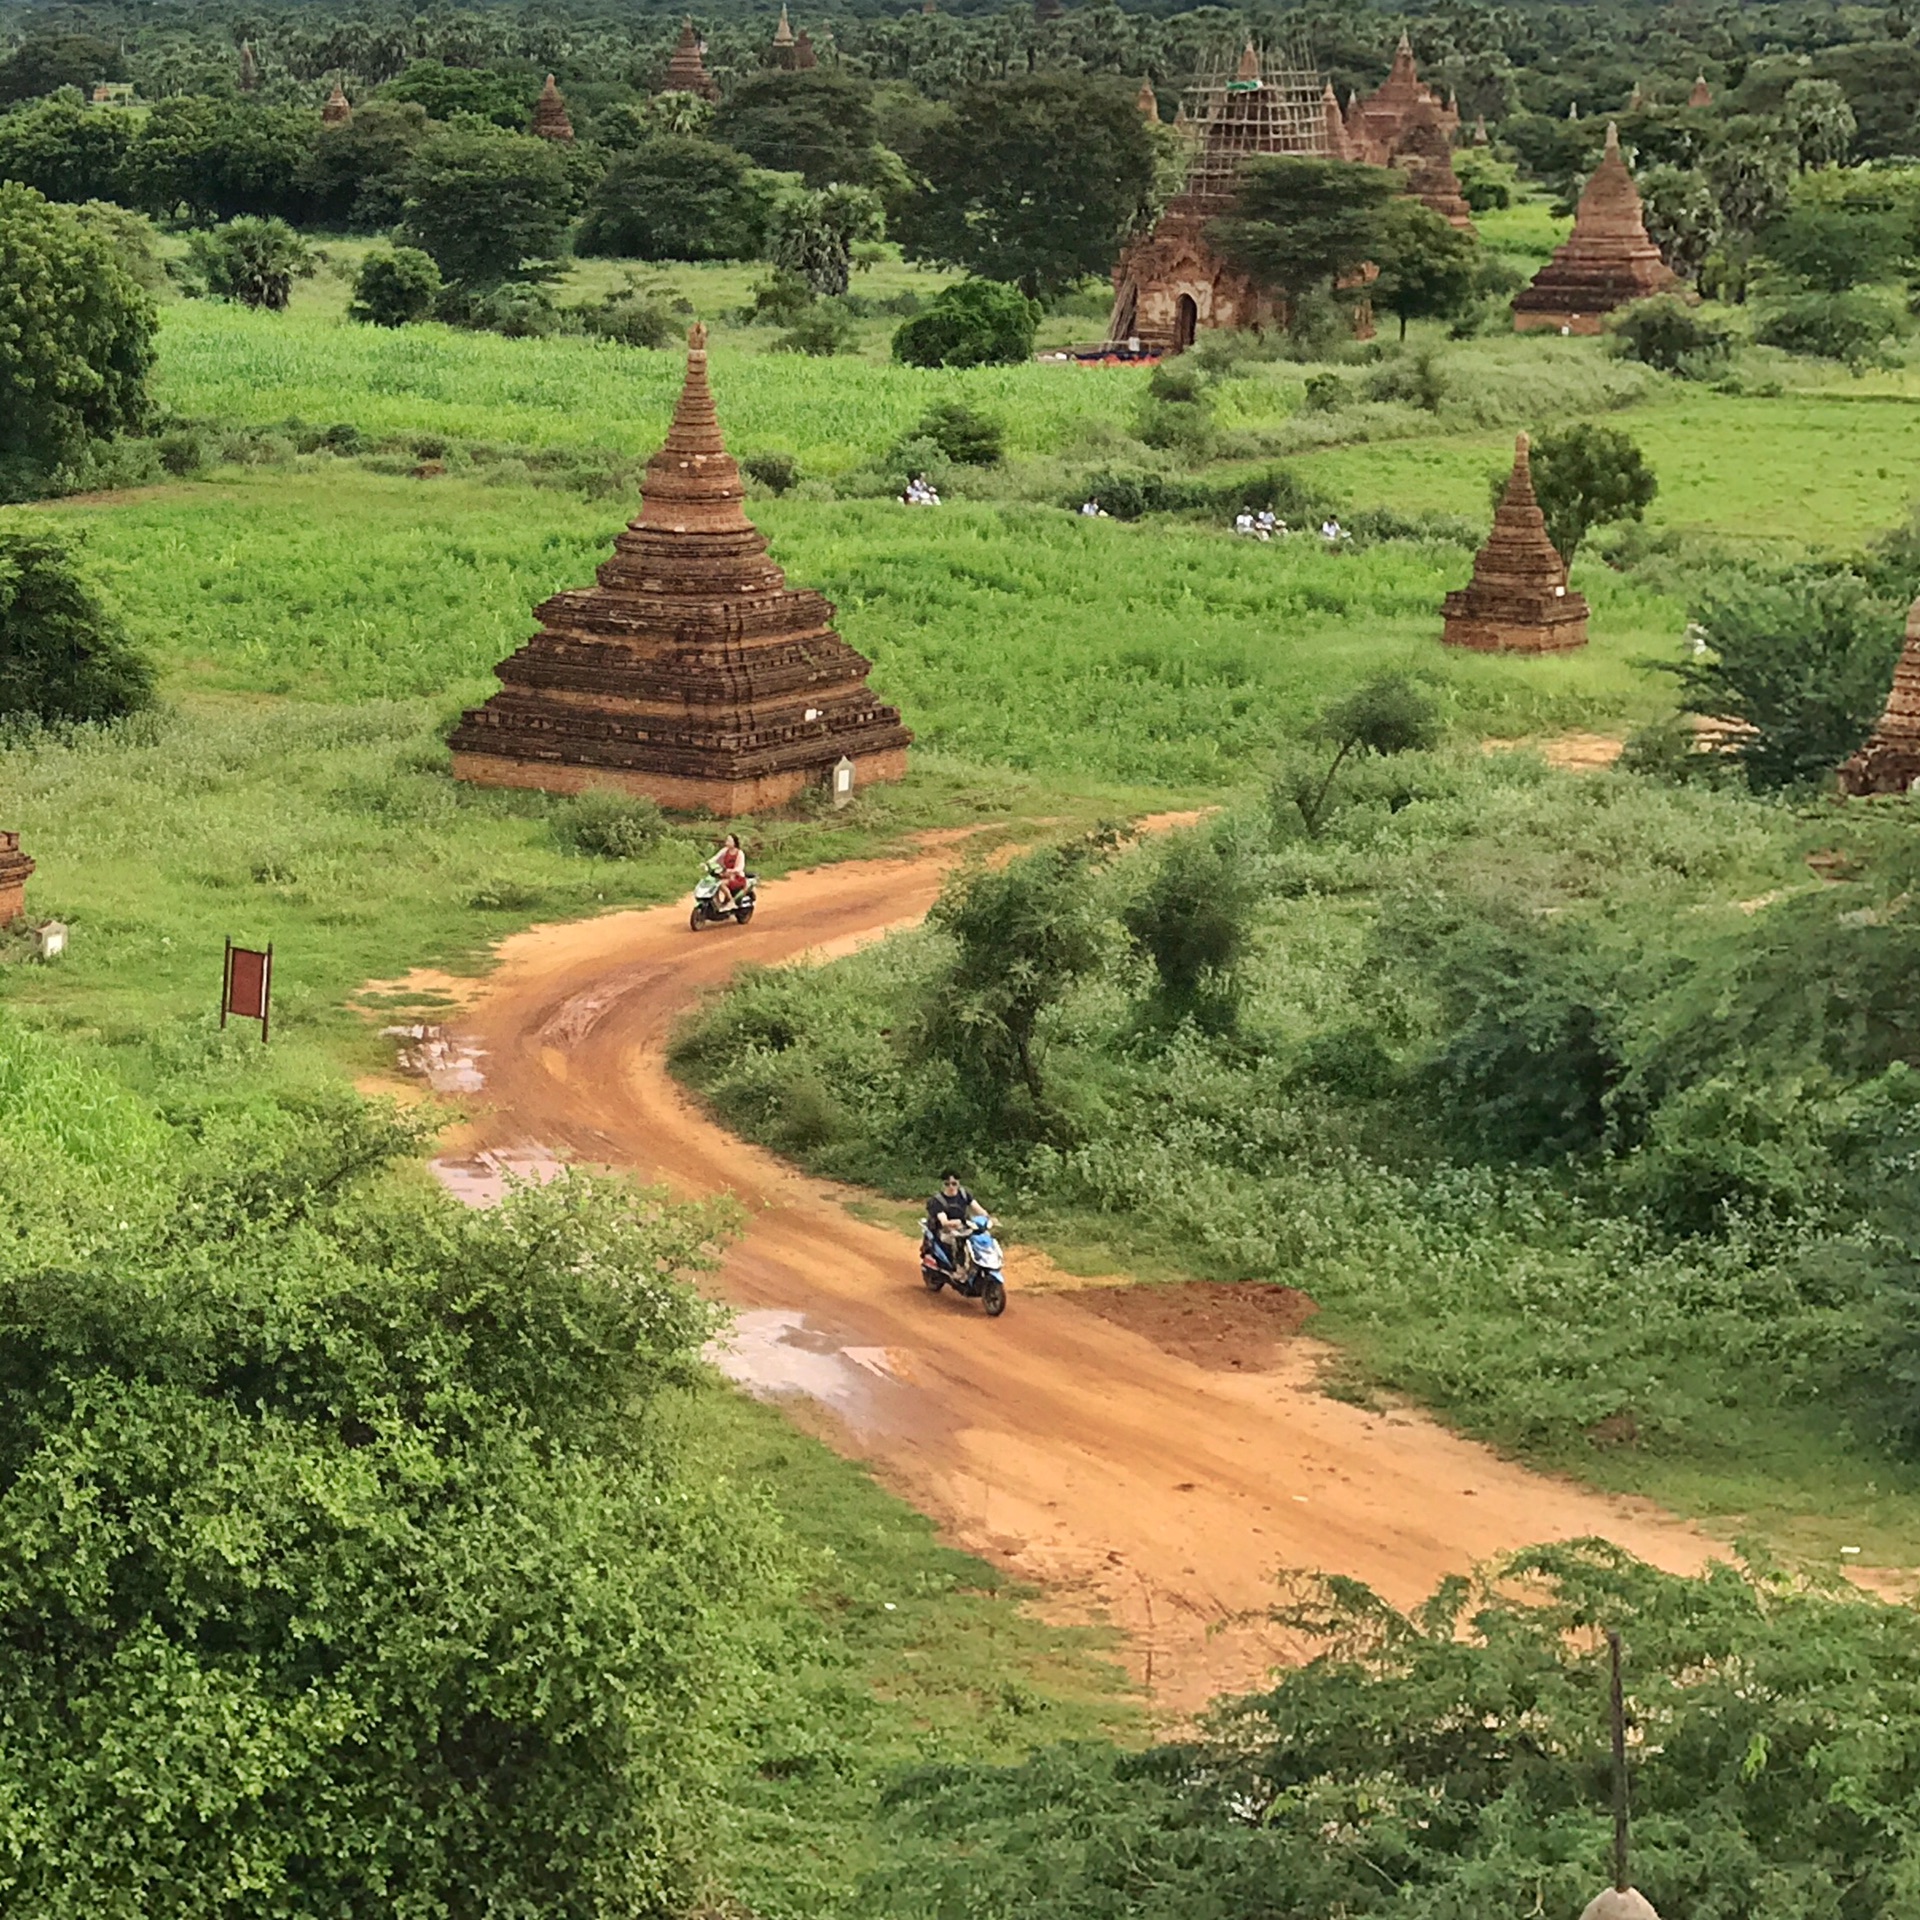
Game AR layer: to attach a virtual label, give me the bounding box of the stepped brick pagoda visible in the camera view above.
[450,327,911,814]
[0,832,33,929]
[1513,122,1679,332]
[1688,73,1713,107]
[1391,108,1475,230]
[1345,34,1459,165]
[1838,595,1920,795]
[531,74,574,140]
[1440,434,1590,653]
[660,19,721,100]
[322,82,351,125]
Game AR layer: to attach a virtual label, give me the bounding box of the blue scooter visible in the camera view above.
[920,1210,1008,1317]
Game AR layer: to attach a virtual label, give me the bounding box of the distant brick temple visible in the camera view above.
[1441,433,1590,654]
[1512,122,1679,333]
[769,7,817,69]
[1838,595,1920,795]
[531,74,574,141]
[450,327,911,815]
[0,832,33,928]
[1342,33,1460,165]
[660,18,721,100]
[322,83,351,126]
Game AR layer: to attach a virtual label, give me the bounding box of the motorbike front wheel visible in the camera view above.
[982,1278,1006,1318]
[689,905,705,932]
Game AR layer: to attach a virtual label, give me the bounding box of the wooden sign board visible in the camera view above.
[222,938,274,1041]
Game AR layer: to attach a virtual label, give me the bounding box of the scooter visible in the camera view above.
[690,862,758,931]
[920,1211,1008,1317]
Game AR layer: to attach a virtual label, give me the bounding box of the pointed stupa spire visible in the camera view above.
[661,17,721,99]
[1441,432,1591,653]
[1136,77,1159,122]
[1236,38,1261,82]
[774,2,794,44]
[531,73,575,140]
[322,81,351,125]
[1689,72,1712,107]
[638,324,753,536]
[1840,595,1920,794]
[1322,80,1350,157]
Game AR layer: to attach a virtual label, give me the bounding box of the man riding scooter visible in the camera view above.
[920,1171,1009,1316]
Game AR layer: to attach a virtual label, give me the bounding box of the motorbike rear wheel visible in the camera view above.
[922,1266,945,1292]
[736,902,755,925]
[982,1278,1006,1318]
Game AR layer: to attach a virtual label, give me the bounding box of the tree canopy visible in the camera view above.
[714,69,880,188]
[1369,196,1481,339]
[576,135,771,263]
[398,127,573,286]
[1210,156,1402,314]
[0,526,154,724]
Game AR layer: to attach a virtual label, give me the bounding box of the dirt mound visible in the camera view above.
[1071,1281,1317,1371]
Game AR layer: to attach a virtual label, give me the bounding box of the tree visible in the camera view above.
[714,69,880,187]
[576,135,769,263]
[766,183,883,297]
[911,402,1004,466]
[399,128,572,288]
[297,100,432,229]
[0,1098,785,1915]
[348,245,442,326]
[1283,672,1442,837]
[1637,163,1721,280]
[1755,289,1904,367]
[900,74,1157,298]
[891,277,1039,368]
[915,830,1119,1123]
[375,59,534,130]
[1785,76,1857,168]
[0,527,154,725]
[124,98,318,223]
[1668,570,1903,791]
[185,216,315,310]
[1123,822,1256,1032]
[1370,197,1480,339]
[0,31,124,103]
[1608,294,1732,376]
[1758,199,1909,294]
[1517,423,1657,567]
[1209,156,1401,324]
[0,184,154,497]
[0,91,133,204]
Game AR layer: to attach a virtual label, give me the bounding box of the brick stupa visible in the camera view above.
[1392,108,1476,231]
[322,82,351,125]
[450,327,911,813]
[660,18,721,100]
[1440,433,1590,653]
[0,831,33,928]
[1345,33,1459,165]
[1513,122,1678,333]
[1839,595,1920,795]
[531,74,574,140]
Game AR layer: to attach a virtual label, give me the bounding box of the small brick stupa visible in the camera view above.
[1839,595,1920,795]
[1513,122,1678,333]
[1441,433,1590,654]
[450,327,911,813]
[531,74,574,141]
[660,19,721,101]
[1688,73,1713,108]
[0,832,33,929]
[322,82,351,125]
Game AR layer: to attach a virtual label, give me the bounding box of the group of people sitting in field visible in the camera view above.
[900,473,943,507]
[1230,510,1351,546]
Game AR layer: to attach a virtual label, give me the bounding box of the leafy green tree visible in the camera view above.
[1123,822,1256,1032]
[0,184,154,496]
[1210,156,1401,326]
[1669,569,1904,791]
[297,99,432,229]
[0,1097,785,1916]
[915,829,1119,1121]
[399,127,572,288]
[715,69,880,187]
[774,299,859,356]
[1370,197,1480,339]
[1283,672,1442,837]
[185,216,314,310]
[1755,288,1904,366]
[1607,294,1733,376]
[1637,163,1721,279]
[891,277,1039,367]
[1511,422,1657,567]
[0,90,133,203]
[901,74,1156,298]
[577,135,770,262]
[124,98,318,223]
[911,402,1003,466]
[0,527,154,725]
[348,244,442,326]
[375,58,534,130]
[1785,75,1857,167]
[0,31,124,103]
[767,182,883,297]
[1760,197,1909,294]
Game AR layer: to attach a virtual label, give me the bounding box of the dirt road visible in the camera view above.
[420,838,1714,1713]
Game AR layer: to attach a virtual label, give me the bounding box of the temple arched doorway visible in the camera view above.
[1175,293,1199,350]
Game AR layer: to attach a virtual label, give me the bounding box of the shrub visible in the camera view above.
[1135,360,1215,455]
[184,216,315,312]
[1513,422,1658,566]
[741,450,801,495]
[576,289,678,349]
[1608,294,1732,377]
[0,527,153,726]
[739,269,814,326]
[559,788,670,858]
[1123,822,1254,1032]
[434,281,559,338]
[155,429,204,476]
[1282,671,1443,837]
[1755,289,1903,369]
[348,244,442,327]
[1301,372,1349,412]
[910,402,1004,467]
[775,301,858,357]
[891,279,1040,369]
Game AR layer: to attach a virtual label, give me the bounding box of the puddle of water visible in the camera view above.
[706,1308,906,1431]
[383,1024,485,1093]
[431,1147,566,1209]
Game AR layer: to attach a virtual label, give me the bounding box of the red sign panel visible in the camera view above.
[222,940,274,1040]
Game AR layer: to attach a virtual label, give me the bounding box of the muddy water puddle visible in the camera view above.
[707,1309,911,1433]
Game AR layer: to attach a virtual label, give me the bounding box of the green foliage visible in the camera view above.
[185,216,315,312]
[559,788,671,859]
[741,449,801,494]
[399,127,572,288]
[298,100,432,230]
[0,526,154,726]
[1607,294,1733,376]
[1211,156,1402,321]
[0,90,133,202]
[864,1545,1920,1920]
[1520,422,1658,566]
[574,284,680,349]
[1122,822,1254,1032]
[348,245,442,327]
[1135,357,1215,454]
[715,69,880,189]
[0,31,125,103]
[775,299,859,356]
[909,402,1003,467]
[1755,288,1905,367]
[0,184,154,495]
[124,96,316,223]
[1284,671,1443,836]
[1370,197,1482,340]
[577,137,771,264]
[1668,569,1903,791]
[1637,163,1722,280]
[1784,75,1859,167]
[890,278,1038,368]
[1760,199,1909,294]
[767,183,885,299]
[375,59,532,131]
[900,74,1157,298]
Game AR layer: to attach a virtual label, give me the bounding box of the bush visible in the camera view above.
[0,526,154,726]
[559,788,670,858]
[184,216,314,312]
[1063,462,1329,524]
[775,301,858,357]
[910,402,1004,467]
[155,429,204,476]
[891,278,1040,369]
[1301,372,1349,412]
[1135,360,1215,456]
[739,269,815,326]
[1608,294,1732,377]
[1755,289,1903,368]
[576,136,771,264]
[1123,823,1254,1032]
[741,450,801,495]
[348,244,442,327]
[575,288,678,349]
[434,281,559,338]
